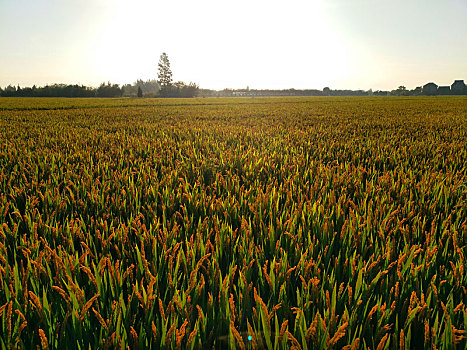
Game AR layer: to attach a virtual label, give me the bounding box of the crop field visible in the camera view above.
[0,96,466,349]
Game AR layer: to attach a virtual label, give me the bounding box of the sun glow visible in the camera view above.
[90,0,361,89]
[91,1,160,84]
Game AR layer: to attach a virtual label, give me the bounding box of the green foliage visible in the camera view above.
[96,82,123,98]
[158,52,173,92]
[0,96,466,349]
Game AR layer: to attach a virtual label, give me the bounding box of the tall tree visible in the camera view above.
[158,52,173,88]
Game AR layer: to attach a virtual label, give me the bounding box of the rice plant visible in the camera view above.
[0,96,466,349]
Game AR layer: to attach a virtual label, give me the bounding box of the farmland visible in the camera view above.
[0,96,466,349]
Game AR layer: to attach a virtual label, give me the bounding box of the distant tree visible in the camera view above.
[158,52,173,97]
[137,86,143,98]
[184,82,199,98]
[172,81,199,97]
[122,80,160,97]
[2,85,16,97]
[96,82,123,97]
[392,86,408,96]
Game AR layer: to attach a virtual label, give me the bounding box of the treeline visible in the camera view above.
[0,80,199,98]
[197,87,371,97]
[198,85,467,97]
[122,79,160,97]
[122,79,199,98]
[0,83,123,98]
[0,84,373,98]
[3,79,464,98]
[159,82,199,98]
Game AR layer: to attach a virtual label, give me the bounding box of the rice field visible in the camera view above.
[0,96,466,349]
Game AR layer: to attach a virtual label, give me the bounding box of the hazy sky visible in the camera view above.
[1,0,466,90]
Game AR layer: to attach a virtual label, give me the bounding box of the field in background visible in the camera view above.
[0,96,466,349]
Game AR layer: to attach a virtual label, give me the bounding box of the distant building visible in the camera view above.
[437,86,451,95]
[451,80,466,94]
[423,82,438,95]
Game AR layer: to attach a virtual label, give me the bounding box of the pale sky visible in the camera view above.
[1,0,466,91]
